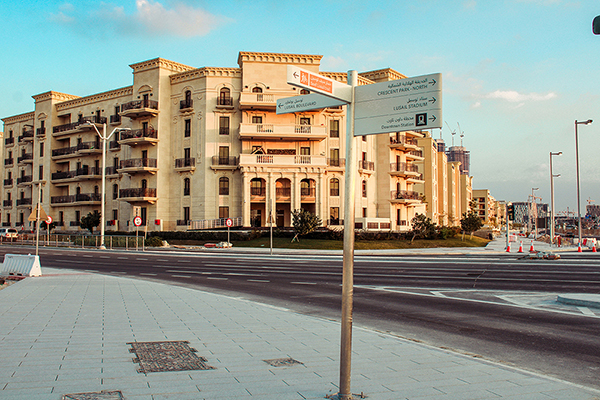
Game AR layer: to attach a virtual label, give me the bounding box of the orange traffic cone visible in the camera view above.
[506,243,511,252]
[518,241,524,253]
[529,241,535,252]
[593,244,597,253]
[578,242,582,252]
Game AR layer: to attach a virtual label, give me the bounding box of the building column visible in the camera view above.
[317,171,324,226]
[267,172,274,226]
[292,172,300,213]
[242,170,251,227]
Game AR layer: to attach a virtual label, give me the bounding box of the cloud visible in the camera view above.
[50,0,230,38]
[484,90,557,103]
[321,56,347,71]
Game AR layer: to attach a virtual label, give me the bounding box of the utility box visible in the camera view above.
[1,254,42,277]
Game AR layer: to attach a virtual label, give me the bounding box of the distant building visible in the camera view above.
[446,145,470,176]
[587,204,600,218]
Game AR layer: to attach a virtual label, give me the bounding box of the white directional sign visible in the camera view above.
[276,93,348,114]
[287,66,352,102]
[353,73,442,136]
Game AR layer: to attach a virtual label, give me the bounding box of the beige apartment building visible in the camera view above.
[2,51,430,232]
[473,189,498,226]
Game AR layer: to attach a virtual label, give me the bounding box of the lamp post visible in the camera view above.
[84,122,131,249]
[575,119,593,247]
[549,152,562,246]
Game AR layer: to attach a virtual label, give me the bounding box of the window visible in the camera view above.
[184,148,191,159]
[330,207,339,225]
[362,180,367,197]
[300,117,310,125]
[300,89,310,95]
[59,211,64,223]
[252,87,263,93]
[251,115,262,124]
[330,178,339,196]
[219,88,231,106]
[184,119,191,137]
[362,134,367,142]
[142,150,148,159]
[75,210,81,223]
[141,179,147,189]
[140,207,147,226]
[94,185,99,195]
[363,208,367,218]
[38,165,43,180]
[330,148,340,167]
[330,120,340,138]
[219,206,229,219]
[113,209,118,221]
[218,146,229,165]
[219,116,230,135]
[39,142,44,158]
[113,184,118,199]
[183,178,190,196]
[219,177,229,195]
[183,207,190,222]
[300,147,310,156]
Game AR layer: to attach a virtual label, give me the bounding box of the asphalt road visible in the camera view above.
[1,245,599,389]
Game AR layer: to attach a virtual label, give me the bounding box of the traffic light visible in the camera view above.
[507,204,515,221]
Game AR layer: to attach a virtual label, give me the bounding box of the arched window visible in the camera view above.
[185,90,191,103]
[330,178,339,197]
[183,178,190,196]
[300,89,310,95]
[250,178,265,196]
[219,177,229,195]
[219,87,231,106]
[252,86,263,93]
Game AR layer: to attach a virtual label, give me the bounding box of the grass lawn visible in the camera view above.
[230,235,490,250]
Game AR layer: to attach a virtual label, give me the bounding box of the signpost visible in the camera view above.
[133,216,142,251]
[226,218,233,246]
[281,67,442,400]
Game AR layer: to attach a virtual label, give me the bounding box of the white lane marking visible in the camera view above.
[291,282,317,285]
[431,291,447,297]
[110,271,127,274]
[577,307,596,316]
[117,257,128,260]
[82,255,94,258]
[207,277,228,280]
[136,258,149,261]
[248,279,270,283]
[171,275,192,278]
[177,260,191,263]
[140,273,157,276]
[99,256,110,259]
[84,270,99,273]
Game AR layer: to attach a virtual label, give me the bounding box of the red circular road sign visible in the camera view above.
[225,218,233,227]
[46,216,53,224]
[133,216,143,227]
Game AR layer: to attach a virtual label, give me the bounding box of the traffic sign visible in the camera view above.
[46,216,53,224]
[287,66,352,102]
[354,73,442,136]
[28,204,48,221]
[133,216,142,227]
[225,218,233,227]
[276,93,347,114]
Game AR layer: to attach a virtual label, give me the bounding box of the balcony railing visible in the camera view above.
[250,187,266,197]
[211,156,239,167]
[119,128,158,141]
[52,116,107,134]
[358,160,374,171]
[408,150,424,158]
[119,188,157,198]
[276,187,291,198]
[390,162,419,174]
[327,158,345,168]
[109,141,120,150]
[4,179,13,186]
[105,166,118,175]
[121,100,159,112]
[17,175,32,185]
[52,141,100,158]
[177,219,191,226]
[390,135,418,147]
[175,158,196,168]
[3,200,12,207]
[4,137,14,145]
[119,158,157,169]
[51,167,101,181]
[36,127,46,137]
[50,193,101,204]
[239,123,327,141]
[238,154,326,167]
[217,97,234,107]
[4,158,13,166]
[16,198,32,206]
[301,187,316,198]
[18,130,34,142]
[180,99,193,109]
[110,114,121,124]
[219,126,230,135]
[391,190,421,201]
[17,153,33,163]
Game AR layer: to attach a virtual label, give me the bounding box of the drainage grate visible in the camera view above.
[62,390,124,400]
[263,357,304,367]
[128,340,215,373]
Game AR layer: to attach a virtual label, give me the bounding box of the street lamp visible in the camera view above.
[575,119,593,247]
[549,152,562,246]
[84,122,131,249]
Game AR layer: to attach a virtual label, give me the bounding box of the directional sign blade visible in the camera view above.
[354,73,442,136]
[276,93,348,114]
[287,66,352,103]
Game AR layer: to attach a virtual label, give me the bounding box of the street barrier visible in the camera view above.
[1,254,42,277]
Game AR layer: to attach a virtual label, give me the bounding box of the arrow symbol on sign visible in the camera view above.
[293,72,299,79]
[429,115,437,123]
[429,78,437,86]
[429,97,436,104]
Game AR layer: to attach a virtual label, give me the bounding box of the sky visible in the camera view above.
[1,0,599,214]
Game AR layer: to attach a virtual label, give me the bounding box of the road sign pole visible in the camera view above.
[339,70,358,400]
[35,182,41,256]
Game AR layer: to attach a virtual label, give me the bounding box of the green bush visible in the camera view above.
[145,236,164,247]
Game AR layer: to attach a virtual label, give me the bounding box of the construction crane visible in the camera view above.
[445,121,456,146]
[587,197,595,205]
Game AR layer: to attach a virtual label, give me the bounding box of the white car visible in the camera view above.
[0,228,19,239]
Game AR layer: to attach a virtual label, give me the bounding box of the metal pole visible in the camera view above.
[575,121,582,247]
[339,70,357,400]
[100,123,107,249]
[550,152,555,247]
[505,202,509,250]
[270,199,273,256]
[35,182,41,256]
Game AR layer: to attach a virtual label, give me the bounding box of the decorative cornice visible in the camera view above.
[130,57,195,74]
[56,86,134,111]
[32,91,80,103]
[170,67,242,84]
[237,51,323,67]
[2,112,35,124]
[359,68,407,82]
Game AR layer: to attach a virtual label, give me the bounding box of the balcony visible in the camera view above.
[16,198,32,207]
[109,140,120,151]
[276,187,291,201]
[52,116,107,136]
[250,186,266,201]
[215,97,234,109]
[389,162,422,180]
[389,135,419,151]
[3,200,12,207]
[119,187,157,203]
[4,137,14,146]
[109,114,121,125]
[118,128,158,146]
[120,100,159,119]
[406,149,424,160]
[51,141,101,160]
[17,153,33,165]
[4,179,13,187]
[18,130,34,143]
[238,154,327,168]
[51,167,101,183]
[50,193,101,206]
[36,127,46,137]
[300,187,316,202]
[180,99,193,111]
[358,160,375,173]
[17,175,32,185]
[4,158,13,166]
[118,158,158,174]
[327,158,346,169]
[210,156,239,171]
[105,166,119,176]
[390,190,421,204]
[175,157,196,172]
[239,123,327,141]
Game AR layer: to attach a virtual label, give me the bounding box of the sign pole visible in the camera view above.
[35,183,41,256]
[339,70,358,400]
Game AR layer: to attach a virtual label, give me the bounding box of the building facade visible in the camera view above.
[2,52,432,232]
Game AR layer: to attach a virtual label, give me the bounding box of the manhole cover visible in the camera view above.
[128,340,215,373]
[263,357,304,367]
[62,390,124,400]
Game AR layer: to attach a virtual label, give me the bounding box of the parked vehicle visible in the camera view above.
[0,228,19,240]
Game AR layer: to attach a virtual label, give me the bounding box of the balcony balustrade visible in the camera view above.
[18,130,34,142]
[52,116,107,135]
[16,198,32,206]
[390,190,421,203]
[179,99,193,110]
[239,123,327,141]
[175,157,196,170]
[216,97,234,108]
[327,158,345,168]
[110,114,121,124]
[51,167,101,181]
[118,158,158,174]
[50,193,101,205]
[4,179,13,186]
[52,141,101,159]
[120,100,159,119]
[210,156,239,170]
[17,153,33,164]
[119,188,157,202]
[17,175,32,185]
[389,162,422,180]
[3,200,12,207]
[118,128,158,145]
[389,134,419,150]
[4,158,13,166]
[36,127,46,137]
[4,137,14,146]
[358,160,375,171]
[238,154,327,168]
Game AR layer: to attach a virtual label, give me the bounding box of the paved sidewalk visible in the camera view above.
[1,268,599,400]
